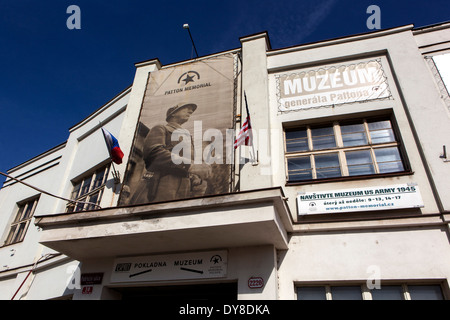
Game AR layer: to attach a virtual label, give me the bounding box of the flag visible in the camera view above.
[101,128,124,164]
[234,92,253,149]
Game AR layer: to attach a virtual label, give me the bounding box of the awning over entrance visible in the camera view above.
[35,187,293,260]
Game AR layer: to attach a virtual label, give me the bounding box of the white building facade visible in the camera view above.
[1,22,450,300]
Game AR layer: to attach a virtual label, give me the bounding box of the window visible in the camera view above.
[66,165,110,212]
[4,197,39,245]
[297,284,445,300]
[297,285,363,300]
[285,117,407,182]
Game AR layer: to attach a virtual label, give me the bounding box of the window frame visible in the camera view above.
[66,164,110,213]
[3,197,40,246]
[296,282,447,300]
[284,116,409,184]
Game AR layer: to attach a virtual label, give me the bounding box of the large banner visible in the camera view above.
[119,53,236,206]
[277,60,390,111]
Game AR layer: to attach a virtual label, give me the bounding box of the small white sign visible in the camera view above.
[297,184,424,215]
[111,250,227,283]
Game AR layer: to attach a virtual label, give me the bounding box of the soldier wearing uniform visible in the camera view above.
[131,103,211,204]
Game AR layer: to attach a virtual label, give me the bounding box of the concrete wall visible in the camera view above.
[278,226,450,299]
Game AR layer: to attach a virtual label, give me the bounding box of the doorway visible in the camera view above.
[116,282,237,300]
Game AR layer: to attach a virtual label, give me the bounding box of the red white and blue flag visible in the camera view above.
[234,92,253,149]
[101,128,124,164]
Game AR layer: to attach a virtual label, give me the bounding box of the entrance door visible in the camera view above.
[117,282,237,300]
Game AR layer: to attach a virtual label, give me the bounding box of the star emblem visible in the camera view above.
[182,74,195,85]
[210,255,222,264]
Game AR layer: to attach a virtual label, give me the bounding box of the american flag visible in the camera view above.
[234,92,253,149]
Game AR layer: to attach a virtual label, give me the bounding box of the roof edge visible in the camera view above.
[413,20,450,35]
[6,142,67,174]
[267,24,414,56]
[68,85,132,133]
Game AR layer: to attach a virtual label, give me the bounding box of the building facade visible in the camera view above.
[1,22,450,300]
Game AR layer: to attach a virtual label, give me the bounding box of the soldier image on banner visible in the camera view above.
[119,53,236,206]
[130,103,212,204]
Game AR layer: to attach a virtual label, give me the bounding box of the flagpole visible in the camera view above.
[100,126,113,159]
[244,92,258,165]
[0,171,101,209]
[110,160,120,184]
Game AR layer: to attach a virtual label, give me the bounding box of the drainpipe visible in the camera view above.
[10,254,56,300]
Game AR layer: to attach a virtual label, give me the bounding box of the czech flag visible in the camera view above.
[101,128,124,164]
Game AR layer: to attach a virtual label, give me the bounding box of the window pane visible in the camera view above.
[312,135,336,150]
[66,203,75,213]
[408,285,444,300]
[289,172,313,181]
[286,138,309,152]
[22,201,35,220]
[315,154,341,179]
[368,120,392,130]
[330,286,362,300]
[297,287,327,300]
[86,191,101,211]
[286,130,308,152]
[311,126,336,150]
[346,150,373,165]
[71,182,81,199]
[315,153,339,168]
[346,150,375,176]
[6,225,17,244]
[13,223,27,243]
[368,120,395,144]
[288,157,311,169]
[341,123,365,134]
[288,171,313,181]
[14,206,25,223]
[312,126,334,136]
[286,130,307,140]
[348,164,376,176]
[375,147,404,173]
[370,129,396,144]
[288,157,312,181]
[341,123,367,146]
[74,198,86,212]
[371,286,404,300]
[342,132,368,147]
[316,167,342,179]
[79,177,92,197]
[93,168,107,189]
[378,162,404,173]
[374,147,401,162]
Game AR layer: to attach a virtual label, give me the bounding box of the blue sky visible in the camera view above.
[0,0,449,187]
